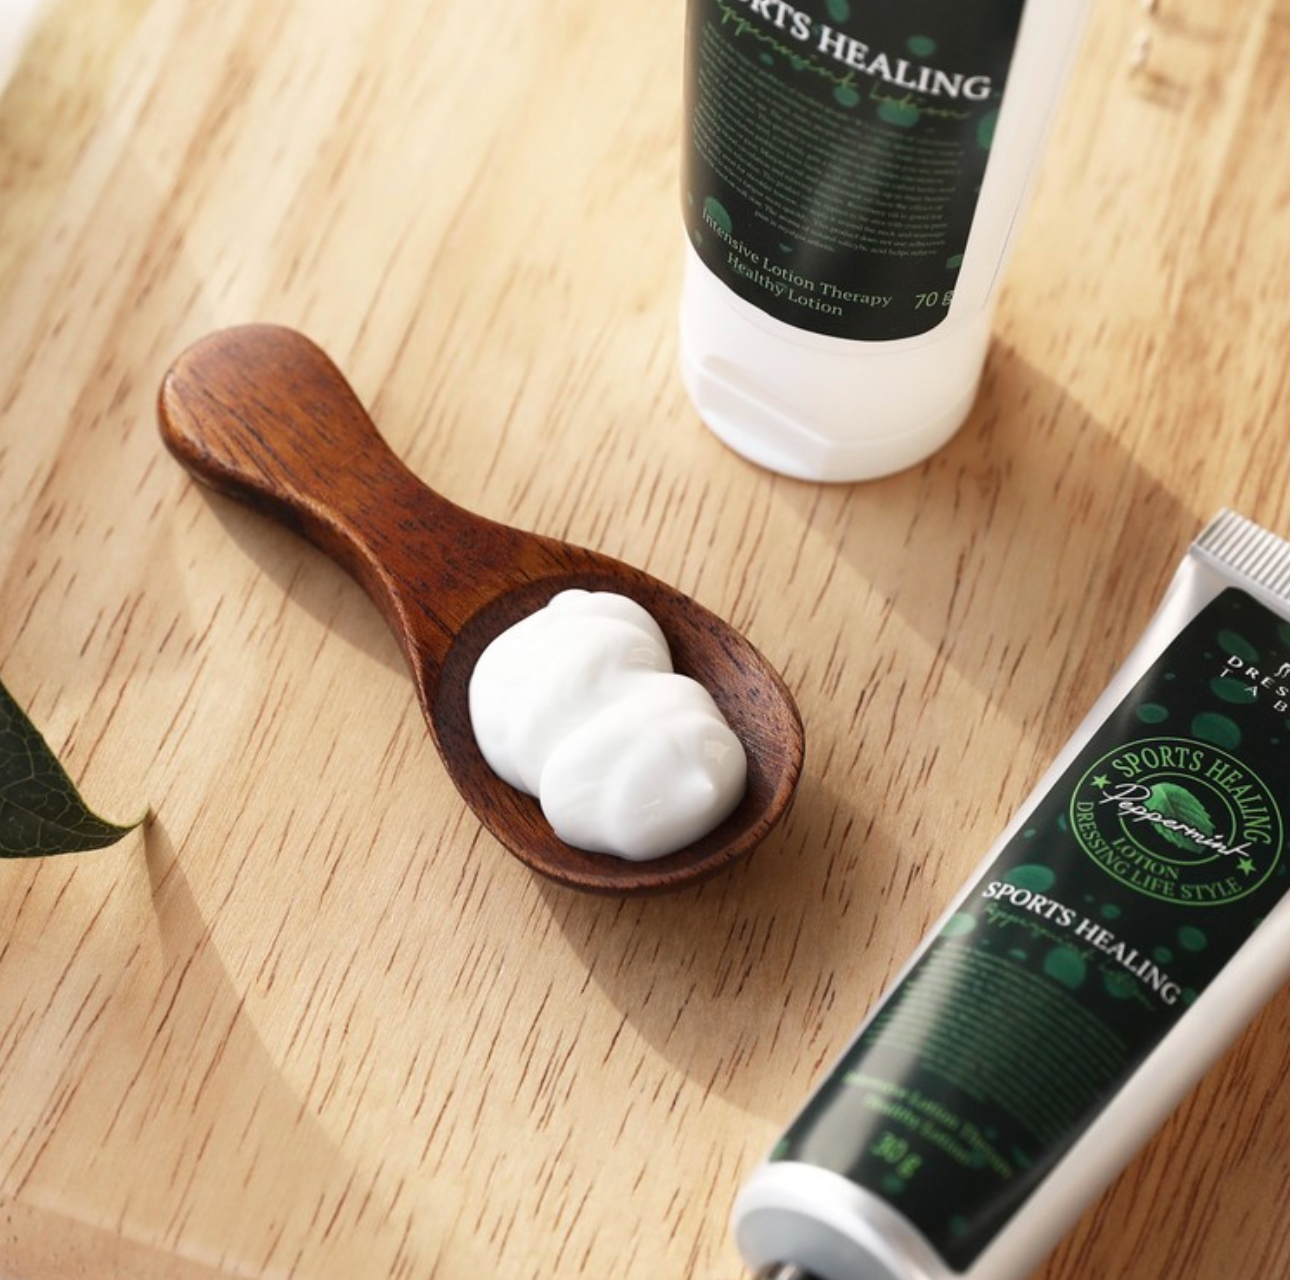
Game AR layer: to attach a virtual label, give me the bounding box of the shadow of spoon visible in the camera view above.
[157,325,804,895]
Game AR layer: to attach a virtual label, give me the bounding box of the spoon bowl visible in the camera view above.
[158,324,804,894]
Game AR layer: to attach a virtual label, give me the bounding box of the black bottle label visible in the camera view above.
[682,0,1026,341]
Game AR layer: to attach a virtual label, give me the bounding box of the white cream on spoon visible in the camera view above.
[468,590,747,860]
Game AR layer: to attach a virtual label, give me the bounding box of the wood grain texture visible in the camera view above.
[1,0,1289,1277]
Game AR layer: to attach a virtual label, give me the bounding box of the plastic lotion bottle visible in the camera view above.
[680,0,1093,481]
[732,512,1290,1279]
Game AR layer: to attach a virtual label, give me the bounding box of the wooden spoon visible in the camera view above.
[157,325,804,895]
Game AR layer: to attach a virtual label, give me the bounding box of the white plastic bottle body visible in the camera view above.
[679,0,1093,482]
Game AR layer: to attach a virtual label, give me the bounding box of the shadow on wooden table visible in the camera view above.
[541,348,1289,1280]
[536,737,912,1119]
[769,345,1197,753]
[0,822,427,1278]
[540,351,1199,1108]
[180,483,408,678]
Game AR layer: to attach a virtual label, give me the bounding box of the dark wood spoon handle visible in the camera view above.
[157,324,529,676]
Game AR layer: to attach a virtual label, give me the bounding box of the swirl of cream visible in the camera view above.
[468,590,747,860]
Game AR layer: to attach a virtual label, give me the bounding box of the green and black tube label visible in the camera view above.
[773,588,1290,1270]
[682,0,1026,341]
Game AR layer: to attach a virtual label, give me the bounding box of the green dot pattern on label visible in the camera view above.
[1217,629,1259,663]
[1004,864,1056,893]
[1192,712,1242,749]
[1043,947,1085,989]
[879,100,921,128]
[703,197,733,235]
[1210,676,1257,704]
[1137,703,1169,724]
[907,34,938,57]
[977,109,998,150]
[1102,970,1137,1001]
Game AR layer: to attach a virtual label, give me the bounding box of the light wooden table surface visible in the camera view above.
[2,1,1289,1278]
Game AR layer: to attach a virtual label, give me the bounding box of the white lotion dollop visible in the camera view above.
[468,590,747,860]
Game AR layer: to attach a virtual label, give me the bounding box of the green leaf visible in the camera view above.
[1145,782,1213,852]
[0,677,143,858]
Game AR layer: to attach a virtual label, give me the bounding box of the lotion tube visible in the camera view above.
[734,511,1290,1279]
[679,0,1092,481]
